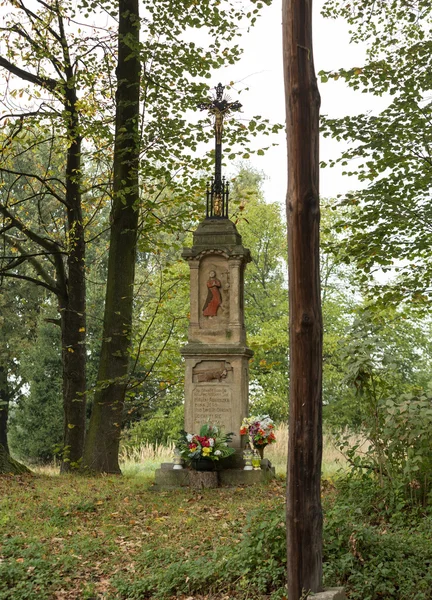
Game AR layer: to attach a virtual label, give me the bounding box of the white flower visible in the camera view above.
[209,438,215,447]
[214,450,221,456]
[186,433,193,442]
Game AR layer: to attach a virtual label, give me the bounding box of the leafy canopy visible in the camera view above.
[320,0,432,308]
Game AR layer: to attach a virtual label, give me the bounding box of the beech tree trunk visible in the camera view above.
[82,0,140,473]
[282,0,323,597]
[60,118,86,472]
[59,28,87,473]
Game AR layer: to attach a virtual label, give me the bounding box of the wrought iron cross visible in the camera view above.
[198,83,242,218]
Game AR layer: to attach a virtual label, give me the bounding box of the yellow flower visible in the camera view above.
[202,447,212,456]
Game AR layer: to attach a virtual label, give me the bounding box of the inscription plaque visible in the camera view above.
[192,385,232,433]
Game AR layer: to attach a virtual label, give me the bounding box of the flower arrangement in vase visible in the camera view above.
[240,414,276,458]
[176,423,235,470]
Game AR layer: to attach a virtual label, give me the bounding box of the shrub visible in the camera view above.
[121,404,184,450]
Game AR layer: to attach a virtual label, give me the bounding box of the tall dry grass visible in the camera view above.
[30,425,347,477]
[119,441,174,464]
[119,423,347,477]
[265,424,346,476]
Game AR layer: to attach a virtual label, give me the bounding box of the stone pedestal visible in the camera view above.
[307,589,346,600]
[181,218,253,453]
[154,460,275,488]
[182,345,252,450]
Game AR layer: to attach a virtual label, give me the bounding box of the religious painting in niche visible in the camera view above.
[202,270,222,317]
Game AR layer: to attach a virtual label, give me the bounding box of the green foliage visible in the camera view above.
[8,317,63,464]
[323,480,432,600]
[0,537,65,600]
[327,306,432,506]
[233,168,289,422]
[1,0,280,470]
[112,506,287,599]
[320,0,432,307]
[122,404,184,449]
[235,505,287,592]
[111,485,432,600]
[2,471,431,600]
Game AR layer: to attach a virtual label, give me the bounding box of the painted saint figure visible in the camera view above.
[202,270,222,317]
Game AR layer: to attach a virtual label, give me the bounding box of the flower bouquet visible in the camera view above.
[240,414,276,458]
[176,423,235,470]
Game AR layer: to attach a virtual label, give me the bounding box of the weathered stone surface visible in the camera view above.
[154,468,189,488]
[180,218,253,454]
[188,470,218,489]
[182,350,251,450]
[154,465,275,489]
[307,588,346,600]
[181,218,247,256]
[219,468,275,486]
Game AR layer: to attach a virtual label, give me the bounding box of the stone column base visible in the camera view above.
[307,588,346,599]
[154,462,275,489]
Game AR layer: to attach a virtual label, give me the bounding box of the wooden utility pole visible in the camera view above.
[282,0,323,598]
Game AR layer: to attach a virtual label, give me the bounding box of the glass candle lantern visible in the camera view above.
[252,450,261,470]
[173,448,184,470]
[243,448,253,471]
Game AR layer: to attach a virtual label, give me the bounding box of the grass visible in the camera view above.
[2,432,431,600]
[0,472,286,599]
[2,430,345,600]
[263,425,346,478]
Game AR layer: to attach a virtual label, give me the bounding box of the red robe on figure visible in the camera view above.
[203,276,222,316]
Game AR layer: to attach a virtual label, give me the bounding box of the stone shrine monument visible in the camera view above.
[155,84,274,486]
[181,214,252,454]
[183,83,251,458]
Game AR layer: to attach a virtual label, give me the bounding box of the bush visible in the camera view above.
[114,485,432,599]
[8,321,63,464]
[323,486,432,599]
[121,404,184,450]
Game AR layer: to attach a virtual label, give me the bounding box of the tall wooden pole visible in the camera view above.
[282,0,323,598]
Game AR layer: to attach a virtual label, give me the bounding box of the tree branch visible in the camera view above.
[0,271,60,296]
[0,167,66,205]
[1,235,63,294]
[0,56,57,92]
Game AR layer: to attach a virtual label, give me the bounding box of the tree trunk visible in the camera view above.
[0,366,29,475]
[59,62,87,473]
[282,0,323,598]
[82,0,140,473]
[0,444,30,475]
[0,7,88,473]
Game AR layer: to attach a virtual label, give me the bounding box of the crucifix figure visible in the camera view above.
[198,83,242,218]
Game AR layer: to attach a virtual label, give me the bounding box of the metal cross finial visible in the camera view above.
[198,83,242,218]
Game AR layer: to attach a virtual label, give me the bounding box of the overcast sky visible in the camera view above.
[218,0,388,205]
